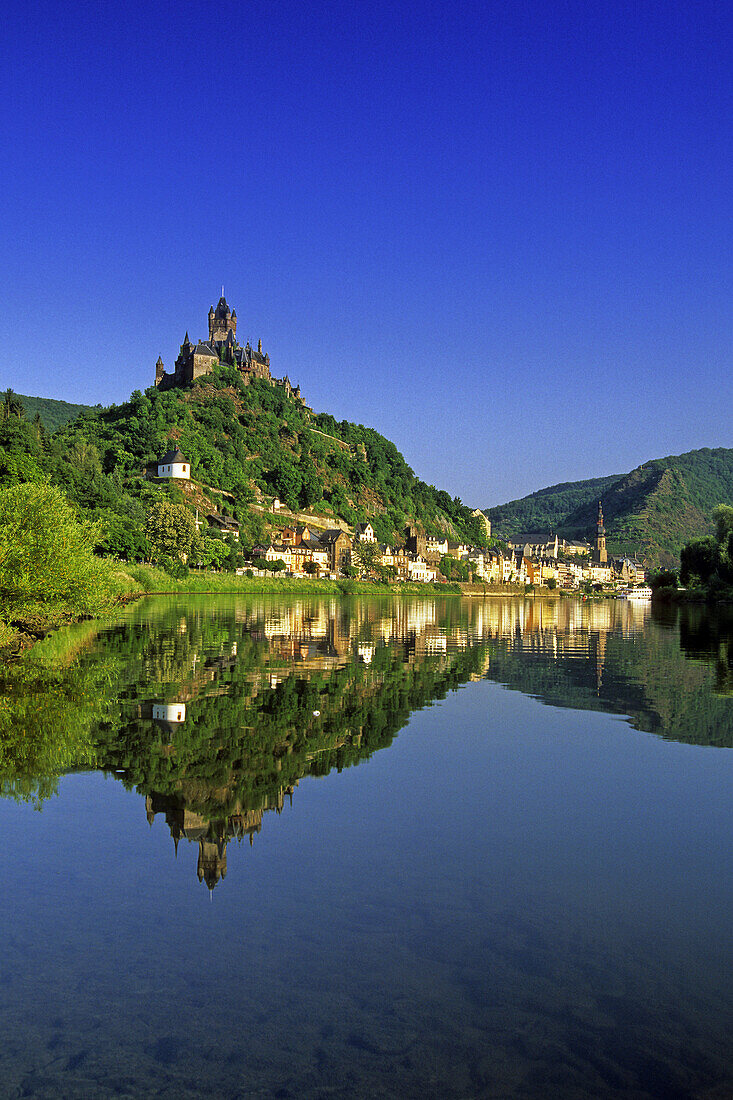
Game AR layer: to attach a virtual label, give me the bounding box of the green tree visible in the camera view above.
[0,483,112,611]
[680,536,718,587]
[353,539,382,578]
[2,389,25,422]
[145,501,197,563]
[649,569,677,591]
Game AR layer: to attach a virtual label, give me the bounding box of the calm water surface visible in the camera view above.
[0,595,731,1098]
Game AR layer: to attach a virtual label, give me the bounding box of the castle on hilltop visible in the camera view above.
[155,295,302,401]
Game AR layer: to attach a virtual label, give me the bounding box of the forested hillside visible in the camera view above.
[12,391,96,431]
[487,448,733,568]
[486,472,622,537]
[0,367,489,559]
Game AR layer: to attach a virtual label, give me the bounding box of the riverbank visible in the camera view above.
[0,562,617,657]
[0,564,463,655]
[121,563,465,597]
[651,583,733,605]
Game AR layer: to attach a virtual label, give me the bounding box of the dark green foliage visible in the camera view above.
[649,569,678,591]
[487,473,621,537]
[679,504,733,592]
[10,391,97,431]
[680,537,718,586]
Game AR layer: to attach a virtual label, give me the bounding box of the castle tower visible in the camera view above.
[155,356,165,386]
[596,501,607,564]
[208,296,237,342]
[197,836,227,890]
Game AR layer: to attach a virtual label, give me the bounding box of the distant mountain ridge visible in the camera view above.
[14,393,96,431]
[487,447,733,568]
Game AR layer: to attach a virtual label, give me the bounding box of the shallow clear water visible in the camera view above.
[0,595,731,1098]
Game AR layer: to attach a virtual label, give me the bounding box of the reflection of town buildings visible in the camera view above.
[142,597,652,708]
[125,596,656,888]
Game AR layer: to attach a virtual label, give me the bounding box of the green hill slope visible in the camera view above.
[488,448,733,568]
[486,472,622,538]
[14,392,96,431]
[0,368,489,557]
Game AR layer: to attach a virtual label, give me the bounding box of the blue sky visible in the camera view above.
[1,0,730,506]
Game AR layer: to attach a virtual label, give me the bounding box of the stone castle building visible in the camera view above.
[155,294,302,402]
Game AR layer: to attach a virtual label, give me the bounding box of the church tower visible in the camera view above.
[596,501,607,564]
[208,295,237,342]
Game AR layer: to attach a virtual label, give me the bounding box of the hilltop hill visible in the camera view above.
[13,392,97,431]
[487,448,733,568]
[0,367,489,557]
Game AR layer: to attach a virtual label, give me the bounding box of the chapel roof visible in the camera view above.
[158,447,187,465]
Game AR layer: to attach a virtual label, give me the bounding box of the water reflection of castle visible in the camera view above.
[131,596,652,888]
[145,789,293,890]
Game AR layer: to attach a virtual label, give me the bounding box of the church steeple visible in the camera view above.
[596,501,607,564]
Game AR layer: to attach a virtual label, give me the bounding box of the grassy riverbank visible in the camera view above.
[0,551,466,654]
[118,563,464,597]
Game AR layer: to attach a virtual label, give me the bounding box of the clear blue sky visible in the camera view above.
[1,0,731,506]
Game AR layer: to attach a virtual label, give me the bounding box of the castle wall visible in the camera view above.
[192,353,217,380]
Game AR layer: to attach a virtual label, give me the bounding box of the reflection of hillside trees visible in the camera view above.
[678,605,733,697]
[484,617,733,747]
[92,626,493,888]
[98,641,493,824]
[2,594,732,836]
[0,620,119,805]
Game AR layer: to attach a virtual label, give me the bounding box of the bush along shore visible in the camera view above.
[0,483,142,652]
[650,505,733,604]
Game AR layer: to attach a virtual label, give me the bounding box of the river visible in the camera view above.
[0,595,731,1098]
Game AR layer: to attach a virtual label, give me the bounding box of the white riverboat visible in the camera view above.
[619,586,653,600]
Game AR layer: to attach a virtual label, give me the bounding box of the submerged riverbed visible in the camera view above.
[0,595,731,1098]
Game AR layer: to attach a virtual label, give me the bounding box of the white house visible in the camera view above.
[425,535,449,555]
[407,557,437,583]
[355,522,376,542]
[153,703,186,723]
[157,447,190,480]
